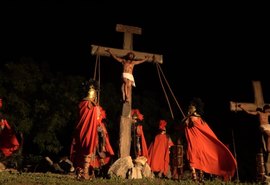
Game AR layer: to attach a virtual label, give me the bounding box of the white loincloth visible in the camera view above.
[260,124,270,151]
[260,124,270,132]
[123,73,136,87]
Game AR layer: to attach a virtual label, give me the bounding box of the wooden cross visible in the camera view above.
[230,80,270,181]
[230,80,268,112]
[91,24,163,158]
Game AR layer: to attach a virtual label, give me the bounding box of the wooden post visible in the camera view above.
[91,24,163,159]
[116,24,142,50]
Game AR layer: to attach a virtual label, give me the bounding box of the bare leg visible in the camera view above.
[267,137,270,153]
[125,84,128,102]
[123,78,129,102]
[199,170,204,182]
[80,155,90,180]
[191,167,197,181]
[264,135,270,175]
[121,83,125,101]
[126,81,132,102]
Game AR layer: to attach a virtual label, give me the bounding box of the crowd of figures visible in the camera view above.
[0,47,239,182]
[0,82,239,183]
[0,47,240,183]
[63,81,238,182]
[1,52,269,184]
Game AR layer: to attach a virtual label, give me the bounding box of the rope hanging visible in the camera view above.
[93,50,101,105]
[155,63,185,119]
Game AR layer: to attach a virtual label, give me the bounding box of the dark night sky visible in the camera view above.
[1,2,269,143]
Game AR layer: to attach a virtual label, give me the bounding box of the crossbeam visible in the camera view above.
[91,45,163,64]
[230,81,268,112]
[91,24,162,161]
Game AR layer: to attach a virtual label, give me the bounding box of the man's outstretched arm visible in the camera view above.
[133,56,150,65]
[105,49,122,63]
[238,104,258,115]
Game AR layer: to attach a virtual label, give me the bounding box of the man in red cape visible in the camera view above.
[148,119,174,178]
[70,82,114,180]
[0,98,20,157]
[183,98,237,182]
[131,109,148,159]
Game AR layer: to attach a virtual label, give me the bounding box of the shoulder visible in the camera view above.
[190,116,200,121]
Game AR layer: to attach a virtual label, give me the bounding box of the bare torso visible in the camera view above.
[122,60,135,74]
[258,112,270,125]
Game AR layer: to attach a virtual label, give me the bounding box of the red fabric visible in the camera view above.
[148,132,174,176]
[0,119,20,157]
[185,116,237,180]
[136,125,148,158]
[131,109,144,121]
[159,120,167,130]
[70,101,114,168]
[98,121,115,165]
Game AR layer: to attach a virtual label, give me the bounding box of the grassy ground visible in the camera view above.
[0,170,266,185]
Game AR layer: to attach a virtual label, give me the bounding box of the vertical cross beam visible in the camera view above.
[115,24,140,158]
[230,81,269,182]
[116,24,142,50]
[91,24,162,159]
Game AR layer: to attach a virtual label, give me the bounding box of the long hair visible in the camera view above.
[123,52,135,60]
[190,97,204,116]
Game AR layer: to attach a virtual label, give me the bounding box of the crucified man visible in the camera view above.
[238,104,270,175]
[106,49,149,102]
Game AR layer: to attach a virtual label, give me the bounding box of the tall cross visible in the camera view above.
[91,24,163,64]
[230,80,268,112]
[230,80,270,181]
[91,24,163,158]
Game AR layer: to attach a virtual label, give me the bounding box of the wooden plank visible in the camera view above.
[119,116,132,157]
[253,81,264,106]
[116,24,142,50]
[230,81,268,112]
[230,101,259,112]
[91,45,163,64]
[123,33,133,50]
[116,24,142,35]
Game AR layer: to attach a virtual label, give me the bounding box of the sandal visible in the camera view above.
[192,171,197,181]
[199,170,204,183]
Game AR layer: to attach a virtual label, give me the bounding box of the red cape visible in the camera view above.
[70,101,114,168]
[0,119,20,157]
[148,132,174,176]
[136,125,148,158]
[185,116,237,180]
[97,121,115,166]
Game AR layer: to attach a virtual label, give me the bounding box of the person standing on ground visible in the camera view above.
[131,109,148,159]
[148,119,174,178]
[70,80,114,180]
[183,97,237,182]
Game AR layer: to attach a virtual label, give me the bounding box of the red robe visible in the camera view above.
[136,125,148,158]
[0,119,20,157]
[185,116,237,180]
[96,121,115,166]
[70,100,114,169]
[148,132,174,176]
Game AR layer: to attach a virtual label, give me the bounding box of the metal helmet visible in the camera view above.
[86,85,97,102]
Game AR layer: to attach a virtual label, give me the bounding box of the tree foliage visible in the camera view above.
[0,57,85,156]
